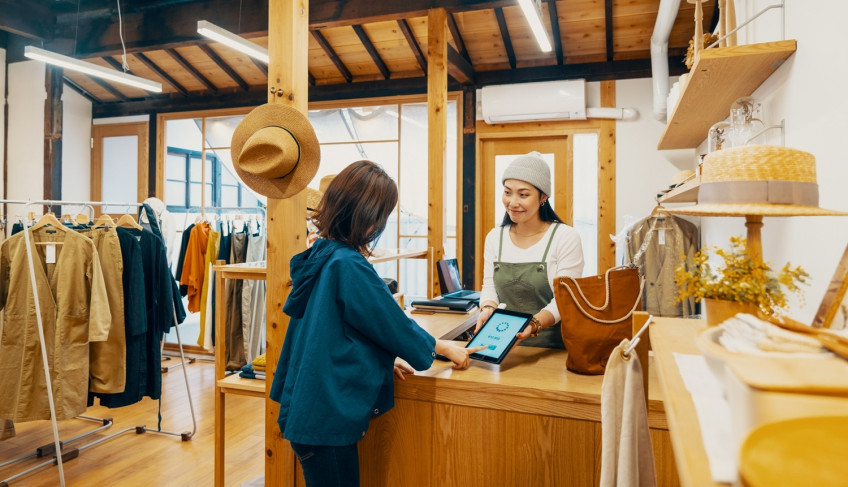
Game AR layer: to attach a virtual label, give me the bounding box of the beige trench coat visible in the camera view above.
[0,227,111,422]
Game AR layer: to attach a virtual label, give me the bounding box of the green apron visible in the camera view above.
[493,223,564,349]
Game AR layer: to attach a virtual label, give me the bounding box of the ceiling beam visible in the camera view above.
[101,56,139,77]
[447,13,470,61]
[312,30,353,83]
[165,48,218,92]
[547,0,563,65]
[447,45,475,85]
[197,44,250,92]
[88,76,130,102]
[0,0,53,40]
[310,0,514,29]
[605,0,614,62]
[475,56,688,85]
[308,72,316,87]
[397,19,427,74]
[250,56,268,76]
[63,76,102,104]
[134,52,189,96]
[352,25,390,80]
[494,7,516,70]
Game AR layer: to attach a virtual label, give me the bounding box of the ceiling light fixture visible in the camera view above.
[197,20,269,63]
[24,46,163,92]
[517,0,553,53]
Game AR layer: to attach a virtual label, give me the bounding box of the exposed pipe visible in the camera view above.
[586,107,638,120]
[650,0,682,121]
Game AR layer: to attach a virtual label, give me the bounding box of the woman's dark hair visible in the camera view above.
[500,188,562,227]
[312,160,398,255]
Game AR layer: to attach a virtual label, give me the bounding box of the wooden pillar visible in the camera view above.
[427,8,448,296]
[461,85,477,290]
[265,0,309,485]
[44,65,62,213]
[598,80,616,274]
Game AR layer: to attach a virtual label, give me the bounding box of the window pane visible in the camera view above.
[102,135,138,214]
[445,101,458,238]
[190,157,203,182]
[165,181,185,207]
[316,142,398,181]
[572,133,599,276]
[190,183,202,206]
[221,164,238,185]
[205,115,245,148]
[166,153,186,180]
[399,103,428,236]
[309,106,399,144]
[221,186,240,207]
[166,118,203,152]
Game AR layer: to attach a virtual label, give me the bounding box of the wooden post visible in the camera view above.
[427,8,448,297]
[598,81,616,274]
[461,85,477,290]
[265,0,309,485]
[44,65,63,213]
[745,215,764,263]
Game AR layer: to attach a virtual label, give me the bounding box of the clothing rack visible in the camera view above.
[181,205,266,231]
[0,199,196,487]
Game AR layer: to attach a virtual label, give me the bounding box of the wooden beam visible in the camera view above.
[494,7,516,70]
[447,13,469,61]
[88,76,130,102]
[397,19,427,73]
[460,85,477,290]
[547,0,563,65]
[165,48,218,92]
[264,0,309,484]
[598,80,616,273]
[352,25,390,80]
[605,0,614,62]
[428,8,448,296]
[447,45,475,85]
[311,30,353,83]
[310,0,514,28]
[308,72,316,86]
[475,56,688,84]
[250,56,269,76]
[133,52,189,96]
[197,44,250,92]
[0,0,53,40]
[63,76,102,104]
[44,66,63,207]
[101,56,138,76]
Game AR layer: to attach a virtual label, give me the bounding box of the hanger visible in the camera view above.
[93,214,116,228]
[30,212,68,232]
[75,213,91,226]
[117,214,143,230]
[650,204,668,218]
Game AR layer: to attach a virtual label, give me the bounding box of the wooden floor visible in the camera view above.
[0,360,265,487]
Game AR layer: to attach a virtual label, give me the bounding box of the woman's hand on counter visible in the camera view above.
[436,340,486,370]
[393,357,414,381]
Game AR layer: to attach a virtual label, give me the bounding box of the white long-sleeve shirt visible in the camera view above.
[479,223,584,322]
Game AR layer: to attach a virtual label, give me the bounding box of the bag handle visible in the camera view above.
[558,266,645,324]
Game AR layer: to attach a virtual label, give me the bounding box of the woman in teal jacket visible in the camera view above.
[270,160,482,487]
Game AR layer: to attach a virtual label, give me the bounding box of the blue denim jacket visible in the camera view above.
[270,238,436,446]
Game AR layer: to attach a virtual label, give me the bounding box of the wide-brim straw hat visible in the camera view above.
[305,174,336,213]
[231,103,320,199]
[670,145,848,217]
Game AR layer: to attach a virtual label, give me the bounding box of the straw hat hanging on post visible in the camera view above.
[231,103,321,199]
[669,145,848,262]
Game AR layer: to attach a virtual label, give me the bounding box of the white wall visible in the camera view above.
[615,0,848,322]
[7,60,45,203]
[62,86,93,202]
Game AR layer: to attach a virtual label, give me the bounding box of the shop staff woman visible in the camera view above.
[475,152,584,348]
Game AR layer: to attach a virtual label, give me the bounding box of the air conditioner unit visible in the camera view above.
[481,79,586,123]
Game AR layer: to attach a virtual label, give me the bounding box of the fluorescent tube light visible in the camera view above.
[24,46,163,93]
[197,20,269,64]
[518,0,553,53]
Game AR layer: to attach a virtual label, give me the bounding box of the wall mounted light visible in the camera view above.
[24,46,163,93]
[517,0,553,53]
[197,20,269,63]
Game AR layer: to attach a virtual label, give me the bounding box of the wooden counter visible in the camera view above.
[359,313,679,487]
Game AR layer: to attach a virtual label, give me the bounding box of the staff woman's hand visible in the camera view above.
[435,340,487,370]
[474,302,499,335]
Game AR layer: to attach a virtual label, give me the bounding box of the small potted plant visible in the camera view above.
[675,236,809,326]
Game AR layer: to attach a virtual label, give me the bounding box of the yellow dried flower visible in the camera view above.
[674,236,809,316]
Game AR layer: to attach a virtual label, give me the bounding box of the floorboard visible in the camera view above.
[0,361,264,486]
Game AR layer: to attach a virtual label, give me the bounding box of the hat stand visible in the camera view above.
[745,215,764,262]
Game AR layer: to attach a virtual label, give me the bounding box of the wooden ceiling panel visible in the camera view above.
[320,26,381,79]
[82,56,157,99]
[139,49,204,92]
[454,10,507,68]
[557,0,605,22]
[500,4,556,68]
[361,21,426,76]
[561,20,607,59]
[193,43,251,90]
[63,71,119,102]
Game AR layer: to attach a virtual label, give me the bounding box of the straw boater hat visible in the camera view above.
[305,174,337,213]
[231,103,320,199]
[670,145,848,217]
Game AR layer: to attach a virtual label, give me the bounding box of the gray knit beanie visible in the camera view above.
[502,151,551,196]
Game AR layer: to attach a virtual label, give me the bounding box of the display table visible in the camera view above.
[650,317,848,487]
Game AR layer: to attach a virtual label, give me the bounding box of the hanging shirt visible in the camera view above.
[0,228,111,422]
[174,223,195,298]
[180,222,210,313]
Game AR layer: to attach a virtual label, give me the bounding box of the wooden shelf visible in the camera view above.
[217,374,265,397]
[658,176,700,204]
[658,40,797,150]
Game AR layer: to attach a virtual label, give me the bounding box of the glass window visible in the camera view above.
[572,133,599,277]
[205,116,245,149]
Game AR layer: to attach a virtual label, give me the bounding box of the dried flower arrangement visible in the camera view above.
[675,236,810,316]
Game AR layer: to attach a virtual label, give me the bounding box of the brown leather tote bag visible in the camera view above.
[555,265,643,375]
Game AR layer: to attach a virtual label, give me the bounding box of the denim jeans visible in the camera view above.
[290,442,360,487]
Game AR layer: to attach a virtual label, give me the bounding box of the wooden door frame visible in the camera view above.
[475,119,616,284]
[91,122,149,213]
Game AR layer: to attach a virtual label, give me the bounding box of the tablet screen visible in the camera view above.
[466,309,532,363]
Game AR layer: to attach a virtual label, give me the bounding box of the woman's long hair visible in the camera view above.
[500,188,563,227]
[312,160,398,255]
